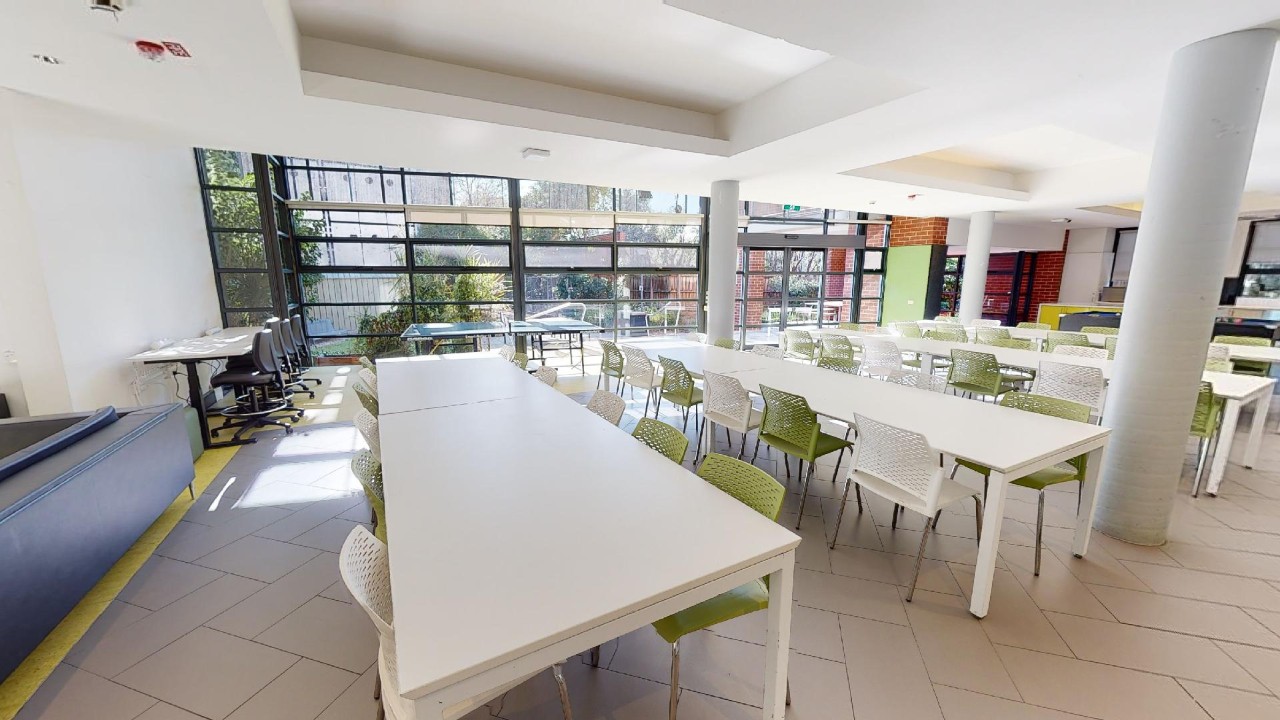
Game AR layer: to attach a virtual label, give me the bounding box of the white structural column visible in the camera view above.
[956,211,995,323]
[706,180,740,341]
[1097,29,1277,545]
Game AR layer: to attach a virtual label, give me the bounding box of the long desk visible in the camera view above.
[623,339,780,378]
[127,327,259,449]
[378,359,800,719]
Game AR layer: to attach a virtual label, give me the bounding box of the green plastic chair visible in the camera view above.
[512,352,529,370]
[974,327,1011,344]
[956,392,1090,575]
[1190,382,1225,497]
[712,337,741,350]
[598,340,626,391]
[353,378,379,415]
[1104,336,1118,359]
[351,449,387,543]
[925,327,968,343]
[820,334,857,364]
[983,336,1037,385]
[1205,344,1234,374]
[817,356,859,374]
[752,385,853,526]
[783,329,818,362]
[658,356,704,431]
[988,338,1034,350]
[1017,322,1050,330]
[1080,326,1119,335]
[1213,335,1272,377]
[358,356,377,374]
[946,349,1017,401]
[629,454,787,719]
[1043,331,1091,353]
[893,322,923,338]
[632,417,689,464]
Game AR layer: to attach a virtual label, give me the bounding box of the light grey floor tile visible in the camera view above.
[314,665,379,720]
[156,509,294,563]
[194,535,320,583]
[115,627,297,720]
[1217,642,1280,696]
[777,512,832,573]
[606,629,766,708]
[933,685,1093,720]
[495,661,668,720]
[839,614,941,720]
[1162,542,1280,583]
[1177,680,1280,720]
[287,518,364,553]
[1088,584,1280,649]
[949,565,1073,656]
[1037,526,1151,591]
[1191,525,1280,557]
[318,579,355,605]
[829,544,962,596]
[15,664,156,720]
[225,658,356,720]
[673,651,854,720]
[253,495,364,543]
[904,589,1021,701]
[997,542,1115,620]
[1120,560,1280,612]
[792,568,907,625]
[1045,612,1267,692]
[75,574,265,678]
[709,603,845,662]
[63,601,152,669]
[117,556,224,611]
[208,552,340,639]
[254,596,379,673]
[134,703,207,720]
[995,645,1209,720]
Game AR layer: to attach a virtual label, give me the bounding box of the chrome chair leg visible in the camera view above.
[906,517,934,602]
[1191,437,1210,497]
[891,503,900,529]
[694,417,707,464]
[682,405,689,432]
[589,645,601,668]
[751,436,761,463]
[783,455,791,478]
[1034,491,1045,576]
[795,462,816,529]
[552,663,574,720]
[724,425,732,449]
[737,431,748,460]
[373,671,381,700]
[829,477,861,549]
[832,426,853,482]
[973,495,983,544]
[668,641,680,720]
[188,482,195,499]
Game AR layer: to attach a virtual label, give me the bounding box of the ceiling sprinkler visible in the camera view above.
[89,0,125,16]
[135,40,166,62]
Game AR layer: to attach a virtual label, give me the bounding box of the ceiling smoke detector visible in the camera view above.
[89,0,124,16]
[522,148,551,161]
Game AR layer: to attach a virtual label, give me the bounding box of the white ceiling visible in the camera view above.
[0,0,1279,228]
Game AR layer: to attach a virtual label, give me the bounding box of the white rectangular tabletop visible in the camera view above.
[375,353,534,414]
[1216,344,1280,363]
[622,341,779,377]
[379,371,800,701]
[127,327,259,363]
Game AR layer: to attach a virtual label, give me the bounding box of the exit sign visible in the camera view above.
[783,204,801,211]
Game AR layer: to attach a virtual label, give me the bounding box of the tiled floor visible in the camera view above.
[17,361,1280,720]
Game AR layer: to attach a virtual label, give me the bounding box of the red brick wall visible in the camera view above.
[889,216,948,246]
[1030,230,1069,311]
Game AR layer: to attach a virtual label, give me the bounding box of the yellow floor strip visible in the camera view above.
[0,445,239,720]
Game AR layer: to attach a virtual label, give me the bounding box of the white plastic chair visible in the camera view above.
[681,332,708,344]
[586,389,625,425]
[1052,345,1109,360]
[750,345,785,359]
[359,367,379,396]
[697,371,763,462]
[620,345,663,417]
[355,409,381,460]
[1032,360,1106,416]
[534,365,558,386]
[861,339,904,378]
[498,346,516,362]
[934,316,962,323]
[339,526,575,720]
[829,415,981,601]
[882,368,947,393]
[971,318,1002,328]
[1205,343,1234,373]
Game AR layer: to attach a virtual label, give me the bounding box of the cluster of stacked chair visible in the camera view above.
[209,314,320,441]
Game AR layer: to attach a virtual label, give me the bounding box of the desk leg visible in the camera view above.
[970,471,1007,618]
[921,352,935,375]
[763,552,794,720]
[185,359,256,449]
[1244,390,1271,469]
[1073,446,1104,557]
[1207,399,1241,496]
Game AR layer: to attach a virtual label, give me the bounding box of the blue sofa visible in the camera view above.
[0,403,193,680]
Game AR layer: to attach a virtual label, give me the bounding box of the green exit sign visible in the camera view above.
[784,204,801,211]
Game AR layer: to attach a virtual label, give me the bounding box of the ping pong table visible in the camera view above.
[401,319,602,372]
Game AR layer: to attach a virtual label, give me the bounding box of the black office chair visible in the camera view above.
[288,314,323,386]
[268,318,314,401]
[210,330,295,440]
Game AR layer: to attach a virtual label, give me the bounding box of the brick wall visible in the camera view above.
[1029,230,1069,311]
[888,216,948,246]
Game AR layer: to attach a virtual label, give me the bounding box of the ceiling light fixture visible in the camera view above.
[32,54,61,65]
[522,148,551,161]
[1050,217,1072,223]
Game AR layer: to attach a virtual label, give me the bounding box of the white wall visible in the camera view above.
[0,92,220,413]
[946,218,1067,252]
[1058,227,1116,303]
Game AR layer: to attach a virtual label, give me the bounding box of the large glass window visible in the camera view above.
[734,245,882,346]
[198,150,280,327]
[1241,220,1280,299]
[1109,227,1138,287]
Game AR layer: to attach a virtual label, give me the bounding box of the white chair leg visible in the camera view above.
[552,663,574,720]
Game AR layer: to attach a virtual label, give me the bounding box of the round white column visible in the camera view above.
[957,211,995,323]
[1097,29,1277,545]
[706,180,740,341]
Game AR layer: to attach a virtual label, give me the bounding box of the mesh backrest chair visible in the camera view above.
[1189,381,1225,497]
[861,339,904,378]
[209,330,297,441]
[892,322,923,338]
[882,368,948,392]
[1044,331,1091,353]
[598,340,626,392]
[971,318,1002,328]
[712,337,741,350]
[946,349,1013,401]
[698,372,762,462]
[1213,335,1272,376]
[974,327,1011,344]
[682,332,708,344]
[1080,326,1119,335]
[857,323,885,334]
[658,356,703,431]
[1017,322,1050,330]
[632,417,689,464]
[355,409,381,460]
[988,338,1034,350]
[1205,343,1234,373]
[620,345,663,416]
[753,385,853,527]
[353,377,379,416]
[499,346,516,362]
[1052,345,1109,360]
[1032,360,1106,415]
[783,329,817,362]
[534,365,558,386]
[750,345,785,359]
[340,526,574,720]
[359,356,377,374]
[1104,336,1118,359]
[820,334,857,364]
[934,316,962,323]
[925,327,968,343]
[830,415,980,600]
[359,367,379,395]
[350,449,386,541]
[816,356,859,374]
[586,389,626,425]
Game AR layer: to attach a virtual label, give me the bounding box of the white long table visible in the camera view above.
[623,339,780,378]
[378,359,800,719]
[628,342,1110,618]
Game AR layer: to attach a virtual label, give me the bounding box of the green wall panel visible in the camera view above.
[881,245,936,325]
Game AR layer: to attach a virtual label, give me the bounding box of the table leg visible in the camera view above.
[970,470,1007,618]
[921,351,936,375]
[185,360,212,449]
[763,553,794,720]
[1244,390,1272,469]
[1072,446,1104,557]
[1207,399,1241,496]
